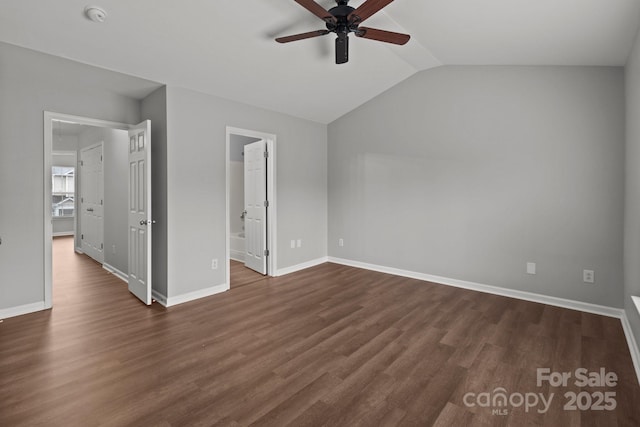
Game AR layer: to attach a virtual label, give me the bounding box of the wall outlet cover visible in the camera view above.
[526,262,536,275]
[583,269,594,283]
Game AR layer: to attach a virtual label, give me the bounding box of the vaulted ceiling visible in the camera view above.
[1,0,639,123]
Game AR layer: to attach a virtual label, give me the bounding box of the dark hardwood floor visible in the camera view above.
[0,236,638,426]
[231,259,266,288]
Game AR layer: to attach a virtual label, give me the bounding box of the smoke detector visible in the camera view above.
[84,6,107,23]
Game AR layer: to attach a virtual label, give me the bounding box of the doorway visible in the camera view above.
[226,127,277,286]
[44,112,133,308]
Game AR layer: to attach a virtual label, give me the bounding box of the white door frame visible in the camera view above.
[225,126,277,285]
[44,111,132,309]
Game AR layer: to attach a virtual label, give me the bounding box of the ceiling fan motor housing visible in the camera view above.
[275,0,411,64]
[327,3,358,34]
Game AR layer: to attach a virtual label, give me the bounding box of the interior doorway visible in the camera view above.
[44,112,133,309]
[226,127,277,286]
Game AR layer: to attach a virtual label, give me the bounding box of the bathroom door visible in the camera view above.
[244,139,267,274]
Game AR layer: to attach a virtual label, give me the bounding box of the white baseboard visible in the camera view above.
[621,312,640,387]
[163,283,229,307]
[230,249,245,263]
[0,301,47,320]
[102,263,127,283]
[53,231,74,237]
[152,290,168,307]
[275,257,329,277]
[327,257,624,319]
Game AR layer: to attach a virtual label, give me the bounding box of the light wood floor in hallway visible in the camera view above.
[1,236,639,426]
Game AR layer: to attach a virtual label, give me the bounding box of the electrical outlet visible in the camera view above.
[339,238,344,247]
[526,262,536,275]
[211,259,218,270]
[290,240,295,249]
[297,239,302,248]
[583,270,594,283]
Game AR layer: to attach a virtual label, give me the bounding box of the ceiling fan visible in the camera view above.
[276,0,410,64]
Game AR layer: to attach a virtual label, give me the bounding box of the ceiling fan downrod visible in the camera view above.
[275,0,410,64]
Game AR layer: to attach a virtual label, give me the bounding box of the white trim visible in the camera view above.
[102,263,128,283]
[53,232,74,237]
[633,296,640,316]
[44,112,133,310]
[164,283,229,307]
[621,312,640,386]
[225,127,277,284]
[0,302,47,320]
[230,249,245,263]
[275,257,329,277]
[152,290,168,307]
[327,257,624,318]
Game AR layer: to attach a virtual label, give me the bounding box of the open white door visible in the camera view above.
[244,139,267,274]
[128,120,152,305]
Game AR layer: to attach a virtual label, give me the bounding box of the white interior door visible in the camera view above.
[128,120,152,305]
[80,144,104,263]
[244,139,267,274]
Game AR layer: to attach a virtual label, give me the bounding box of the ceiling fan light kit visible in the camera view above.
[276,0,410,64]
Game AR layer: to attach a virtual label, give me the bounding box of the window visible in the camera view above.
[52,166,75,217]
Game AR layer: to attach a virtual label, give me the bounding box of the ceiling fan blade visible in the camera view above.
[294,0,337,24]
[348,0,394,24]
[355,27,410,45]
[335,33,349,64]
[276,30,330,43]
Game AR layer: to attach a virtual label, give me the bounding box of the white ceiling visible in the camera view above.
[1,0,638,124]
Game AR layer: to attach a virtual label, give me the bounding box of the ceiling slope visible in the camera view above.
[0,0,638,123]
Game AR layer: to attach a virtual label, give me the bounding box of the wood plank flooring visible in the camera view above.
[230,260,266,288]
[0,236,638,426]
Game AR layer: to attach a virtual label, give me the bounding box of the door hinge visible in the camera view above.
[80,160,84,166]
[81,234,84,240]
[264,151,269,158]
[101,243,103,250]
[81,197,84,203]
[101,199,103,205]
[264,200,269,208]
[264,249,269,256]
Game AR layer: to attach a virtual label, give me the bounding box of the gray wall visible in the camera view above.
[328,66,625,307]
[0,42,144,311]
[141,86,168,298]
[76,126,129,273]
[0,41,327,312]
[625,30,640,352]
[164,87,327,299]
